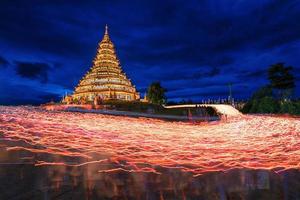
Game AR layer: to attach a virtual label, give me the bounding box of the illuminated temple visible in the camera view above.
[72,25,140,101]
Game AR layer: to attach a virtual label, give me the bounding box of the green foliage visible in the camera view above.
[103,100,159,112]
[248,99,258,113]
[256,96,279,113]
[242,86,273,113]
[147,82,166,105]
[268,63,295,99]
[241,101,252,113]
[244,96,279,114]
[242,86,300,115]
[279,101,300,115]
[251,86,273,99]
[268,63,295,90]
[242,62,298,115]
[101,99,219,117]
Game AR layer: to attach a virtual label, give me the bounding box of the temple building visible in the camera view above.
[72,25,140,102]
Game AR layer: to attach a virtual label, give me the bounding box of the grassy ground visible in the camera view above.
[102,100,219,117]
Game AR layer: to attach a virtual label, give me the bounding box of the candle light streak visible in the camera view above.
[0,106,299,176]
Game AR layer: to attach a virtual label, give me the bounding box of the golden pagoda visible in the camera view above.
[72,25,140,102]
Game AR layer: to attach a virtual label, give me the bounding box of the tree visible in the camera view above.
[257,96,279,113]
[252,86,273,99]
[241,63,298,115]
[280,101,300,115]
[147,82,166,105]
[242,85,280,114]
[268,63,295,99]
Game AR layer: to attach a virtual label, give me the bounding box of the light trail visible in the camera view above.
[0,106,299,176]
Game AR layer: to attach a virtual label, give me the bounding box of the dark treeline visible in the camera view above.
[242,63,300,115]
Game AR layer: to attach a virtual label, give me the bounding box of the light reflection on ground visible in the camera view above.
[0,106,299,199]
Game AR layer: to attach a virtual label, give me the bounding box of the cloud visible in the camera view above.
[238,69,267,79]
[0,0,299,104]
[0,69,69,105]
[144,65,221,82]
[0,56,8,67]
[15,61,50,82]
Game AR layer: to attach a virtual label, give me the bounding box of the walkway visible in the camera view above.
[163,104,242,117]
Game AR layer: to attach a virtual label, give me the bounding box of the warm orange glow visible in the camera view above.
[0,106,299,176]
[71,25,140,102]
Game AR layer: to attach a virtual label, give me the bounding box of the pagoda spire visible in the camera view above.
[102,24,110,42]
[72,25,140,102]
[105,24,108,35]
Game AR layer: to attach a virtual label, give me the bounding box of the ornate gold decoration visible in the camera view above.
[73,25,140,102]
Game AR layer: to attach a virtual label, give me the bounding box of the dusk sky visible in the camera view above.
[0,0,299,105]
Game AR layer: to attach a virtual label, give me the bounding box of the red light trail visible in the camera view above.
[0,106,299,176]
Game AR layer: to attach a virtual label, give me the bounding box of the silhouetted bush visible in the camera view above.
[256,96,279,113]
[242,88,300,115]
[242,86,276,113]
[279,101,300,115]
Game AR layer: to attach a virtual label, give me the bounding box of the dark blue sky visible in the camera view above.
[0,0,299,105]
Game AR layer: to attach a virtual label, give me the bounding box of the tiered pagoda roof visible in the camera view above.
[72,25,140,101]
